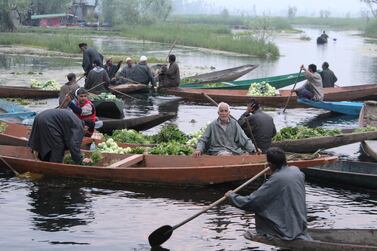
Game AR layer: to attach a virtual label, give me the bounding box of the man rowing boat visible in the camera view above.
[226,147,312,241]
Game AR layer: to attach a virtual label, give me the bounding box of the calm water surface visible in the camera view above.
[1,28,377,250]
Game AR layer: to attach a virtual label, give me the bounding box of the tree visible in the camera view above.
[220,8,229,18]
[319,10,331,18]
[287,6,297,18]
[361,0,377,17]
[31,0,72,15]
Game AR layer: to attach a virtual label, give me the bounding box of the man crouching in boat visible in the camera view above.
[28,109,92,165]
[194,102,256,156]
[225,147,312,241]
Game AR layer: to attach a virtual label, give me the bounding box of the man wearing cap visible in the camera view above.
[194,102,255,157]
[117,57,135,84]
[158,54,180,88]
[28,109,92,164]
[59,73,80,108]
[131,56,156,86]
[66,87,97,137]
[85,59,110,94]
[79,43,104,76]
[104,57,122,80]
[238,99,276,153]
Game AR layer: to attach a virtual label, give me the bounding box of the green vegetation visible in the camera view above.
[273,126,342,141]
[0,32,92,53]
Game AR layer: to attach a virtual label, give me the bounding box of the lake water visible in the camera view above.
[0,27,377,250]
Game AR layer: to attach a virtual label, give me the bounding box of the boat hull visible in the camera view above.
[298,98,363,116]
[0,86,59,99]
[0,145,337,186]
[92,99,124,119]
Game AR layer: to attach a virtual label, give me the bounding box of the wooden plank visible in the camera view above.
[108,154,144,168]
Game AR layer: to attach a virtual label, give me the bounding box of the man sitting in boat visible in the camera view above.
[131,56,156,87]
[58,73,79,108]
[293,64,324,101]
[238,98,276,153]
[28,109,92,165]
[66,87,96,137]
[104,57,122,80]
[114,57,135,85]
[85,59,110,94]
[320,62,338,88]
[194,102,255,156]
[225,147,312,241]
[158,54,180,88]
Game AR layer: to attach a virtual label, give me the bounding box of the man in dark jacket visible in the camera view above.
[28,109,92,164]
[320,62,338,88]
[158,54,180,88]
[132,56,156,86]
[79,43,104,75]
[238,98,276,153]
[84,59,110,94]
[104,57,122,79]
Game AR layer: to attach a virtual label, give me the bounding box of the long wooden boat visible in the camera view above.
[181,64,259,84]
[271,130,377,153]
[110,83,148,94]
[0,145,337,185]
[98,113,176,134]
[0,85,59,99]
[181,72,306,90]
[247,228,377,251]
[297,98,363,116]
[304,160,377,190]
[162,84,377,107]
[92,99,125,119]
[317,36,328,44]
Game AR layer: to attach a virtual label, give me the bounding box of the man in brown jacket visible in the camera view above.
[158,54,180,88]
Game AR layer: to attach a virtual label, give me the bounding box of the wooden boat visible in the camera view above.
[247,228,377,251]
[181,72,306,90]
[92,99,124,119]
[110,83,147,94]
[317,36,328,44]
[0,85,59,99]
[0,145,337,185]
[0,121,30,147]
[297,98,363,116]
[181,64,259,84]
[98,113,176,134]
[271,130,377,153]
[304,160,377,190]
[162,84,377,107]
[359,101,377,160]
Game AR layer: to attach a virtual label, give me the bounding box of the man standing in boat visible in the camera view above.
[79,43,104,76]
[85,59,110,94]
[225,147,312,241]
[158,54,180,88]
[238,98,276,153]
[293,64,324,101]
[28,109,92,165]
[320,62,338,88]
[194,102,255,156]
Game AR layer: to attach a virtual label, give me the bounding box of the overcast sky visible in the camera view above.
[201,0,368,17]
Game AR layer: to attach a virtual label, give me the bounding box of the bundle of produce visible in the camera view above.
[149,141,194,155]
[110,129,151,144]
[247,81,276,96]
[186,124,208,147]
[273,126,341,141]
[354,126,377,133]
[151,124,188,143]
[90,92,120,101]
[97,138,138,154]
[63,150,102,166]
[30,79,61,90]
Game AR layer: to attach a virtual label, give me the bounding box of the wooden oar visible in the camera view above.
[108,86,139,100]
[0,156,20,176]
[166,39,177,61]
[148,166,270,247]
[202,92,260,152]
[282,69,303,113]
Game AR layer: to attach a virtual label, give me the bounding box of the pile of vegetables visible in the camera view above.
[0,122,7,133]
[149,142,194,155]
[30,79,61,90]
[63,150,102,166]
[186,125,207,147]
[354,126,377,133]
[97,138,145,154]
[110,129,151,144]
[273,126,342,141]
[247,81,276,96]
[90,92,119,101]
[150,124,188,143]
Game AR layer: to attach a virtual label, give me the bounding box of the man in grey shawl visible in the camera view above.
[132,56,156,86]
[158,54,180,88]
[84,59,110,94]
[194,102,255,156]
[79,43,104,76]
[28,109,92,164]
[226,147,312,241]
[294,64,324,101]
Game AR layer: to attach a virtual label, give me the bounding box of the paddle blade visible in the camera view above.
[148,225,173,247]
